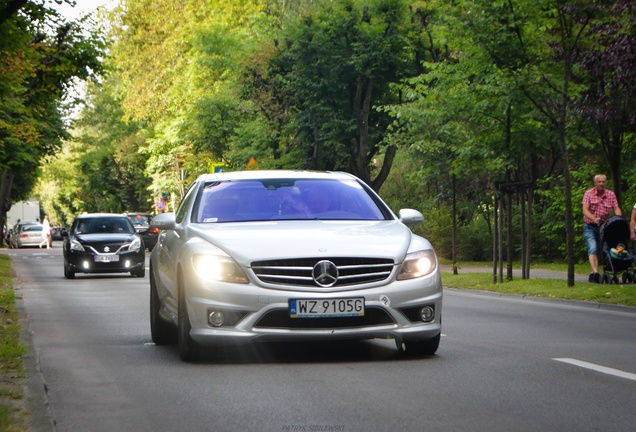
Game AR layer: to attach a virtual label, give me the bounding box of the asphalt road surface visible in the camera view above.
[6,247,636,432]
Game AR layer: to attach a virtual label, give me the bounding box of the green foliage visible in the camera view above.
[0,0,105,227]
[19,0,636,271]
[241,0,430,188]
[0,255,27,431]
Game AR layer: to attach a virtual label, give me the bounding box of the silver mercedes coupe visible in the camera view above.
[149,170,442,361]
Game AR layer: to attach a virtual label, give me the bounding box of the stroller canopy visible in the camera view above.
[600,215,630,250]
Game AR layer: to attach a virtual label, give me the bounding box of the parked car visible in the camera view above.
[125,212,159,251]
[149,170,442,361]
[63,213,146,279]
[10,223,44,248]
[8,221,40,248]
[50,226,68,241]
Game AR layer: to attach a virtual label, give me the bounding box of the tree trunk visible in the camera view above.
[452,173,458,275]
[498,189,504,283]
[492,186,499,284]
[521,190,526,279]
[525,187,533,279]
[0,170,14,247]
[310,108,319,170]
[353,76,374,186]
[370,145,396,193]
[609,131,622,205]
[561,73,575,286]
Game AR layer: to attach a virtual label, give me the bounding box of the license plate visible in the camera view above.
[94,255,119,262]
[290,298,364,318]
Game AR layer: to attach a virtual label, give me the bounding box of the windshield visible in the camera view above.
[127,214,151,225]
[73,218,135,235]
[22,225,43,232]
[194,179,389,223]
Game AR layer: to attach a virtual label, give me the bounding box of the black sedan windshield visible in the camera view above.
[73,218,135,235]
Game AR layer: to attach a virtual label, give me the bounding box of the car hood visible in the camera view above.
[187,220,417,265]
[74,233,138,244]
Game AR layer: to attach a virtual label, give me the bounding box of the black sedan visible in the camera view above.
[63,213,146,279]
[125,212,159,251]
[51,226,68,241]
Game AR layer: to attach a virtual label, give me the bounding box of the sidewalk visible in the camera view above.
[439,264,590,283]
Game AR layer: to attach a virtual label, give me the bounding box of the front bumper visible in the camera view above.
[182,272,443,346]
[66,252,145,274]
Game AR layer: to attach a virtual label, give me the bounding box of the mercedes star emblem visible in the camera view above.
[313,260,339,287]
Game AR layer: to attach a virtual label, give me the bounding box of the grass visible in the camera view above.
[0,254,28,432]
[441,261,636,307]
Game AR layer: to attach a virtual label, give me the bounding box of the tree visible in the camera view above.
[109,0,263,200]
[517,0,597,286]
[248,0,428,191]
[577,0,636,204]
[0,0,104,242]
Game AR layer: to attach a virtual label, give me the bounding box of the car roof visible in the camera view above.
[125,212,152,216]
[74,213,129,219]
[196,170,357,182]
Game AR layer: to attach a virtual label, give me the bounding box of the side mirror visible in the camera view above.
[151,212,177,231]
[398,209,424,227]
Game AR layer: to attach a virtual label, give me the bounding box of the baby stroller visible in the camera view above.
[599,215,635,284]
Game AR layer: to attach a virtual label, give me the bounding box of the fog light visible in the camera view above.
[125,260,131,268]
[83,261,90,269]
[420,306,435,322]
[208,311,225,327]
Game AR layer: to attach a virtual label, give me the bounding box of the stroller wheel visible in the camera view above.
[622,273,629,284]
[602,273,610,284]
[612,275,619,284]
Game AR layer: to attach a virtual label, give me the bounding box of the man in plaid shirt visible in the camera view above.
[582,174,622,283]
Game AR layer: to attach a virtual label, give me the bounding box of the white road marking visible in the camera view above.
[553,358,636,382]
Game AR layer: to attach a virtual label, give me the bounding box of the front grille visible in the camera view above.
[252,257,394,287]
[254,307,395,329]
[86,242,130,254]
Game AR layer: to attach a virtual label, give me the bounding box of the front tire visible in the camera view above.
[403,333,441,356]
[150,270,177,345]
[64,262,75,279]
[177,274,201,362]
[131,266,145,278]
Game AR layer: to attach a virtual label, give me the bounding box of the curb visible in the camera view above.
[15,278,56,431]
[443,287,636,314]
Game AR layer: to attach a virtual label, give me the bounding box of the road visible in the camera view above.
[7,247,636,432]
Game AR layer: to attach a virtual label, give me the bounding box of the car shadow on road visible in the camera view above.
[153,339,439,364]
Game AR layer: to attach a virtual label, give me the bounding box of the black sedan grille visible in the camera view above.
[251,257,395,287]
[86,242,131,254]
[254,307,395,329]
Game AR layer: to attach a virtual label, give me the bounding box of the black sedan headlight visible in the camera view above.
[129,237,142,252]
[70,239,85,252]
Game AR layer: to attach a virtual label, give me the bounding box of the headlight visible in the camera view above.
[192,254,248,283]
[129,237,142,252]
[397,250,437,280]
[70,239,85,252]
